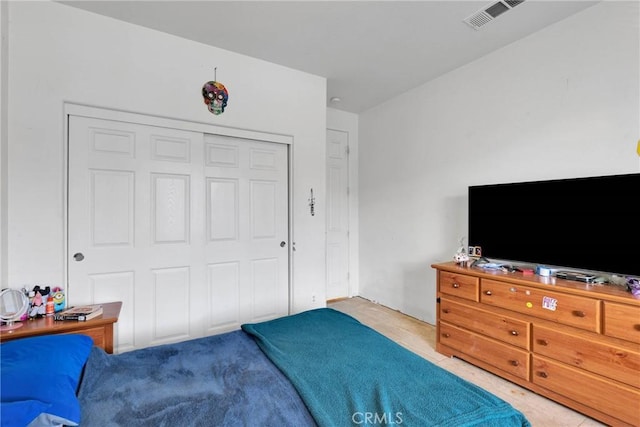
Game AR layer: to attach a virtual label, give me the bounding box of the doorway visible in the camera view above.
[326,128,350,300]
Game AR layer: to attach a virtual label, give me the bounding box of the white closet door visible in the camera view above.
[202,134,289,333]
[68,115,289,352]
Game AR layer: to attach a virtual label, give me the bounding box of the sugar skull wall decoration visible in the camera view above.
[202,68,229,115]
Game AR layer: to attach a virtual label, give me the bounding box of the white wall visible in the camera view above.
[0,1,8,289]
[327,107,360,296]
[5,1,327,312]
[359,1,640,324]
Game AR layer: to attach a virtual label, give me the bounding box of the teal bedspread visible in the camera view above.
[242,308,531,427]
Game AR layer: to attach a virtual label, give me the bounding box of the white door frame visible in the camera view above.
[62,103,294,311]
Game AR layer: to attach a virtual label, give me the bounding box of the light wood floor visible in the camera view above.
[328,297,606,427]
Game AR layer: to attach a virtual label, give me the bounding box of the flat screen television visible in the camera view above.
[468,173,640,277]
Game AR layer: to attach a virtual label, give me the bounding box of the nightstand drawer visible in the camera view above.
[62,326,106,350]
[440,321,529,380]
[532,355,640,426]
[533,324,640,389]
[604,301,640,344]
[480,279,600,332]
[439,271,479,302]
[440,297,530,350]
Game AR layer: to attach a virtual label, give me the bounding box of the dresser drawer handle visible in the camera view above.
[510,330,519,336]
[634,324,640,331]
[537,339,549,346]
[452,283,460,289]
[537,371,548,378]
[509,360,519,367]
[484,290,492,296]
[442,308,451,314]
[572,310,586,318]
[442,333,451,338]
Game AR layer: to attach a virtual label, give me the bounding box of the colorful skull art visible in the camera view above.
[202,81,229,115]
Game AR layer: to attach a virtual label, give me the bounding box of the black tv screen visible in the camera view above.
[468,173,640,277]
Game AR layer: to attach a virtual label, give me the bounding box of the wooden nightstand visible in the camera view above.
[0,301,122,353]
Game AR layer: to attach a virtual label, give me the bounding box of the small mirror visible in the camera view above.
[0,288,29,331]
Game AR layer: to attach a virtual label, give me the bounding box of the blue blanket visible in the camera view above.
[77,330,315,426]
[242,308,531,427]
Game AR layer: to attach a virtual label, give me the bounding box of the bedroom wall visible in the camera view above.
[0,1,7,289]
[358,1,640,325]
[5,1,327,312]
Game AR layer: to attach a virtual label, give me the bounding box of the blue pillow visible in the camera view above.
[1,334,93,427]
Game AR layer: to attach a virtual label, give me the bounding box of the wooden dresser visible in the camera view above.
[432,262,640,427]
[0,301,121,353]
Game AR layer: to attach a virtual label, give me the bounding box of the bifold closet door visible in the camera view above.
[68,115,289,353]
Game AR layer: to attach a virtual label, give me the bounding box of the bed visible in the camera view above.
[1,308,531,427]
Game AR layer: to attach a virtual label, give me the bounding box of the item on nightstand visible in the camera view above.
[0,288,30,331]
[45,300,54,315]
[28,286,50,318]
[50,287,66,312]
[54,304,103,321]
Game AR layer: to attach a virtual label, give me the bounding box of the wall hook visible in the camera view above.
[308,188,315,216]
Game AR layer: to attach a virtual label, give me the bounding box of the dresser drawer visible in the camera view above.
[532,355,640,426]
[439,322,529,380]
[440,297,530,350]
[603,301,640,344]
[480,279,600,332]
[533,325,640,389]
[439,271,479,302]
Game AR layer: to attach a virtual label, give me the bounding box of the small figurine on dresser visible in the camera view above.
[627,277,640,297]
[453,237,469,265]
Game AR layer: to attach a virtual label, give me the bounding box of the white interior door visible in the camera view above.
[68,115,289,352]
[326,129,350,300]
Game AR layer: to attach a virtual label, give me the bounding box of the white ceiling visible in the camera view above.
[59,0,599,114]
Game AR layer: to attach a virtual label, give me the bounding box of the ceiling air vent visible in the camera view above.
[463,0,525,30]
[504,0,525,8]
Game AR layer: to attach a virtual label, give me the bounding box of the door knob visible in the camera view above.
[73,252,84,261]
[280,241,286,248]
